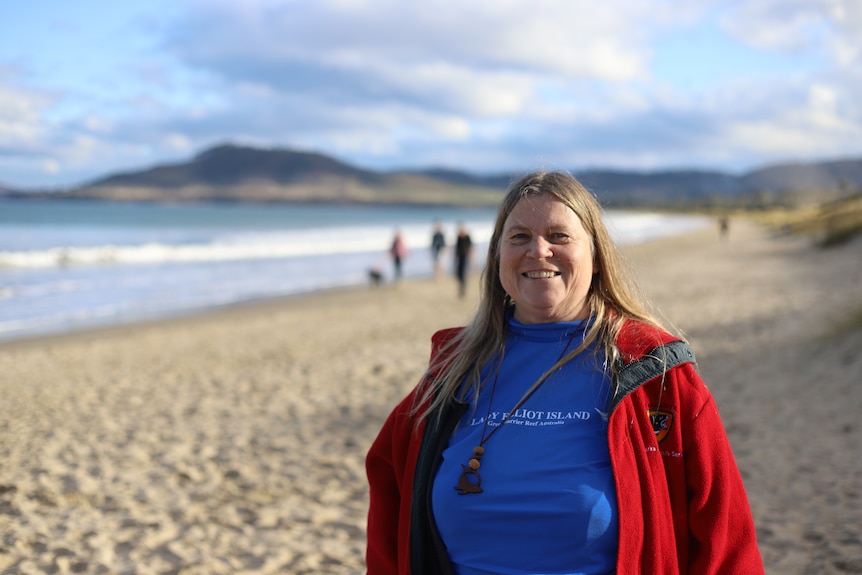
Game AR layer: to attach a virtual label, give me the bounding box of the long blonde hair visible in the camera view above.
[416,170,667,420]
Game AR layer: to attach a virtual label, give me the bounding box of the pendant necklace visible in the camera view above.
[455,330,579,495]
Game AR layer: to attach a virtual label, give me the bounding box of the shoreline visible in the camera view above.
[0,281,421,351]
[0,207,708,347]
[1,217,860,574]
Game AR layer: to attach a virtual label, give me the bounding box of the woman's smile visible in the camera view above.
[523,270,561,279]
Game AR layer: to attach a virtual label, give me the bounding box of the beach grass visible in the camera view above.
[748,193,862,248]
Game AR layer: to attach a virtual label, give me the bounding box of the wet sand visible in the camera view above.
[1,217,860,574]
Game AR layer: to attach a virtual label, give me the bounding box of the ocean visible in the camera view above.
[0,198,708,342]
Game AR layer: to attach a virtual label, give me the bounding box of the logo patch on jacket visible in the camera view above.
[648,409,674,443]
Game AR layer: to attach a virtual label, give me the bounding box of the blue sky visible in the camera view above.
[1,0,859,188]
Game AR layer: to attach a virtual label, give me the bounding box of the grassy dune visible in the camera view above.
[744,193,862,248]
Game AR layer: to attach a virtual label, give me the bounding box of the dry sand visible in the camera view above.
[1,217,860,574]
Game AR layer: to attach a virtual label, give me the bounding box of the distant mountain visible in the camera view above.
[3,143,861,207]
[411,167,512,189]
[577,169,740,204]
[741,159,862,193]
[28,143,502,206]
[93,144,378,188]
[417,158,862,206]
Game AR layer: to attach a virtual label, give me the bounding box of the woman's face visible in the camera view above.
[499,194,595,324]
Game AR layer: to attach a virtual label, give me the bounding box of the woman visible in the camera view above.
[366,171,763,574]
[391,228,409,281]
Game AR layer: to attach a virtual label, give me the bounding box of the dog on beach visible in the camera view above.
[368,268,384,286]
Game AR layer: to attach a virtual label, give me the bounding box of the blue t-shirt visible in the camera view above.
[431,318,619,575]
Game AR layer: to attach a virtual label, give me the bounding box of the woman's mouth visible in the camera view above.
[523,271,560,279]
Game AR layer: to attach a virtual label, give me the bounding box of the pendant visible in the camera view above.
[454,446,485,495]
[455,464,482,494]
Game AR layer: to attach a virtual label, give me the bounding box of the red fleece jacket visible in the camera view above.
[366,320,764,574]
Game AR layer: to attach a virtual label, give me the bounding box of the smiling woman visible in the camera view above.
[365,170,765,575]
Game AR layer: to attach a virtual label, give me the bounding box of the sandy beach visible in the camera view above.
[1,217,860,574]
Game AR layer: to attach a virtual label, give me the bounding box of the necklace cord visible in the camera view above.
[455,328,582,494]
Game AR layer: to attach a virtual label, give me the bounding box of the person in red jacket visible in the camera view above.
[366,170,764,574]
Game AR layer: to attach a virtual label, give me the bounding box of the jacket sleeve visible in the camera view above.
[681,368,764,574]
[366,327,462,575]
[366,391,417,575]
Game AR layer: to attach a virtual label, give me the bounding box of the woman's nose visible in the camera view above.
[526,236,553,258]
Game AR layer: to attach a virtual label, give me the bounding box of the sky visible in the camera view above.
[1,0,860,189]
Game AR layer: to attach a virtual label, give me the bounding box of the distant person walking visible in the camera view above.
[390,229,409,282]
[430,220,446,280]
[718,215,730,240]
[454,223,473,298]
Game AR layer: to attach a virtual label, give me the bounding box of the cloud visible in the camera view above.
[173,0,659,78]
[720,0,861,64]
[1,0,861,187]
[155,0,861,170]
[0,73,53,148]
[165,0,687,121]
[147,0,689,169]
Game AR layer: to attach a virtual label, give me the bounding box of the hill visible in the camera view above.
[3,143,862,207]
[30,144,504,206]
[419,159,862,208]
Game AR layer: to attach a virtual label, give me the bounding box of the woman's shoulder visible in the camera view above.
[615,319,709,407]
[616,318,683,362]
[430,326,464,349]
[427,326,465,366]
